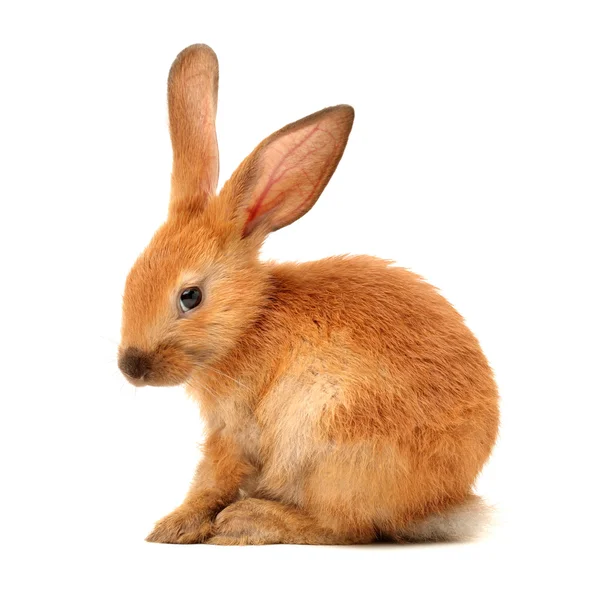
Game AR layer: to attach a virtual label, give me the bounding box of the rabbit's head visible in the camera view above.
[118,45,353,387]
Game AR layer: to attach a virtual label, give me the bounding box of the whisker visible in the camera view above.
[192,379,219,401]
[201,364,252,391]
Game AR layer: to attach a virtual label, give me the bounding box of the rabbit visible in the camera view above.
[118,44,499,545]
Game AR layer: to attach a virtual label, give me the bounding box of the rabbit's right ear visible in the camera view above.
[168,44,219,215]
[221,105,354,240]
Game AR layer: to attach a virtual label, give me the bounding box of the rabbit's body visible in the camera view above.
[119,45,499,545]
[186,256,498,542]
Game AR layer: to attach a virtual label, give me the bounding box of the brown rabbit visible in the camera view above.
[118,44,499,545]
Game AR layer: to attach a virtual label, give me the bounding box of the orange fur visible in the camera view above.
[119,44,499,545]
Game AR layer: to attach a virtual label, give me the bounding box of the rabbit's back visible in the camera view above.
[263,254,498,433]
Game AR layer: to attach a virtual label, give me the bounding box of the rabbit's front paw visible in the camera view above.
[146,504,213,544]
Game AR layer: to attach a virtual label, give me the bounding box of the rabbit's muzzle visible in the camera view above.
[118,343,194,387]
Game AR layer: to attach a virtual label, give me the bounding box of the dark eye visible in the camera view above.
[179,287,203,312]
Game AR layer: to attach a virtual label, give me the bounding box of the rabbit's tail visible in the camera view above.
[395,494,493,542]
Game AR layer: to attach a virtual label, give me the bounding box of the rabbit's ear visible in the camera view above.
[168,44,219,215]
[223,105,354,238]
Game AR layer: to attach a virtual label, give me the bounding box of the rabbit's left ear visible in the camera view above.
[168,44,219,215]
[222,105,354,238]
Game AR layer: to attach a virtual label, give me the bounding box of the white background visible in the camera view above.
[1,1,598,598]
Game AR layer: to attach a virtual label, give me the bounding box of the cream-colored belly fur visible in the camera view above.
[199,348,348,507]
[253,356,344,504]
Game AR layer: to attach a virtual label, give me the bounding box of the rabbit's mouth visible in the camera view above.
[118,343,194,388]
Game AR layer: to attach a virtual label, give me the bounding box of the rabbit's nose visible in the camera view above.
[118,347,152,380]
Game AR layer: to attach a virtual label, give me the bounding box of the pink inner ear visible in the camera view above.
[243,119,341,235]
